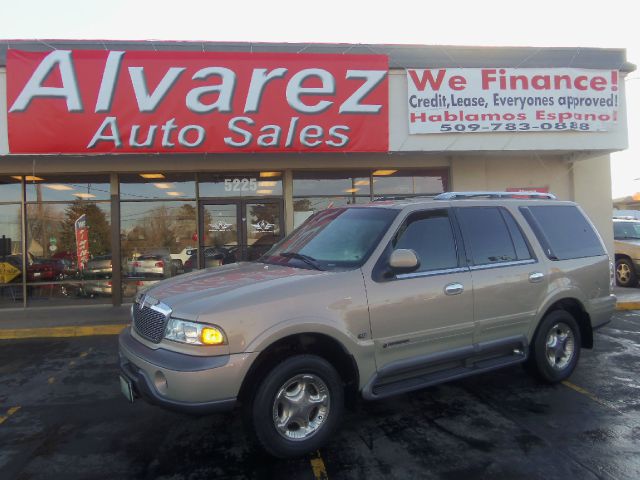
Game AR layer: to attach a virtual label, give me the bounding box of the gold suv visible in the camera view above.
[119,192,615,458]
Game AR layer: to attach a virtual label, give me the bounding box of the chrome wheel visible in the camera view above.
[617,262,631,284]
[272,373,330,441]
[545,322,575,370]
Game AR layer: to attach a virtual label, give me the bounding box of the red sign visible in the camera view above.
[7,50,388,154]
[74,214,89,270]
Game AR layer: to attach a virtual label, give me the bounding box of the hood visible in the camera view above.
[141,262,321,311]
[616,238,640,247]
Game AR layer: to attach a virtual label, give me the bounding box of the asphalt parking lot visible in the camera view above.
[1,312,639,480]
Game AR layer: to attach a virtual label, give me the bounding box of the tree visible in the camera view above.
[59,202,111,258]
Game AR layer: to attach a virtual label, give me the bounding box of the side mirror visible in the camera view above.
[389,249,420,273]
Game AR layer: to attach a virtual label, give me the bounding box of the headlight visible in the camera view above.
[164,318,227,346]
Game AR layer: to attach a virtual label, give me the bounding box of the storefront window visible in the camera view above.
[26,200,112,306]
[0,176,22,202]
[371,169,448,197]
[292,171,371,229]
[199,172,283,198]
[0,203,23,308]
[293,171,371,196]
[120,173,196,200]
[120,201,197,300]
[293,197,365,228]
[25,176,110,202]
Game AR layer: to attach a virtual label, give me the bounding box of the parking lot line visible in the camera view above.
[0,324,127,340]
[0,406,21,426]
[310,450,329,480]
[561,381,621,413]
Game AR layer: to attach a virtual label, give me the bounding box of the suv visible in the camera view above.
[119,192,615,458]
[613,217,640,287]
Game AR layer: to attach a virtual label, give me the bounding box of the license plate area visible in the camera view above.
[119,375,135,403]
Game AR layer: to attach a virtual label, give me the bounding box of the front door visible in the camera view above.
[364,208,475,369]
[199,199,284,268]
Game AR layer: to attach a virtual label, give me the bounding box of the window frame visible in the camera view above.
[373,207,468,282]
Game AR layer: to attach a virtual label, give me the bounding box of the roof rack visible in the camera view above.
[434,191,557,200]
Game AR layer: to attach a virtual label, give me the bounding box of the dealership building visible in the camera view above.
[0,40,633,309]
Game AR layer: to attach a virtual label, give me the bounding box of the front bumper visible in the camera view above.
[118,328,257,415]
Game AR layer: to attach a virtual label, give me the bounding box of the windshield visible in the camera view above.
[614,221,640,240]
[260,207,398,271]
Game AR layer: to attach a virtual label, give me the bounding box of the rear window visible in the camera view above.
[520,205,605,260]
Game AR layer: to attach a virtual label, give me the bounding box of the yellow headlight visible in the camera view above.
[201,327,225,345]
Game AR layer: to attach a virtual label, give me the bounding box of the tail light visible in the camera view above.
[136,280,145,286]
[132,261,141,268]
[155,261,164,268]
[107,281,112,287]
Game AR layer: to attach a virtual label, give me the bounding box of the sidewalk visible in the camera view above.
[613,286,640,310]
[0,304,131,339]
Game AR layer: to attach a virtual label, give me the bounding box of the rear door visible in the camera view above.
[364,208,474,369]
[455,206,548,345]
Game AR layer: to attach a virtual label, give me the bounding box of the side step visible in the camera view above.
[362,336,528,400]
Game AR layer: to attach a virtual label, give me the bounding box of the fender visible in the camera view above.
[244,315,376,391]
[528,286,588,340]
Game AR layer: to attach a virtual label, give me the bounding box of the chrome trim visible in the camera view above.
[396,266,469,280]
[469,259,536,271]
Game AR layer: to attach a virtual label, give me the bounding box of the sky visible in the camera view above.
[2,0,638,198]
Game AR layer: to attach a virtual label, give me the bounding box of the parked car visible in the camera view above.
[119,192,615,458]
[183,246,238,272]
[613,217,640,287]
[126,251,176,279]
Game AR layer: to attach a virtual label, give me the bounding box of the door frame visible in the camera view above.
[198,197,285,268]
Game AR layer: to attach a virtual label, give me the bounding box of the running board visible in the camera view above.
[362,336,528,400]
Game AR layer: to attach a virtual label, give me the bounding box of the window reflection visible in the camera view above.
[372,169,448,197]
[25,176,110,202]
[293,171,370,196]
[25,201,112,306]
[0,204,23,307]
[120,173,195,200]
[293,197,364,228]
[120,201,197,299]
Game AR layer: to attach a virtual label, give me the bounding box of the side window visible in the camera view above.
[501,210,532,261]
[457,207,530,265]
[393,210,458,272]
[520,205,605,260]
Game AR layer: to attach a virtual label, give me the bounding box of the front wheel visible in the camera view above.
[249,354,344,458]
[526,310,581,383]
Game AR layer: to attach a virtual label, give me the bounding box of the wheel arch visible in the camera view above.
[238,332,360,408]
[538,297,593,349]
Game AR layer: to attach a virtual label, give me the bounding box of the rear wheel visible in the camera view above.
[249,354,344,458]
[526,310,581,383]
[615,258,637,287]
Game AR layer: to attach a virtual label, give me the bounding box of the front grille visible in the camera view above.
[133,303,169,343]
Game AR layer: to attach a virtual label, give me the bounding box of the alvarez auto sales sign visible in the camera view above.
[7,50,388,153]
[407,68,619,134]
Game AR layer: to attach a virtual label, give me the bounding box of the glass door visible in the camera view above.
[199,199,284,267]
[244,201,283,261]
[200,202,240,268]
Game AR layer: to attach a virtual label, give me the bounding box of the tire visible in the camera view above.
[249,354,344,458]
[526,310,581,383]
[615,258,637,287]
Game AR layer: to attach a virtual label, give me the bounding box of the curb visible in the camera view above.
[615,302,640,311]
[0,324,128,340]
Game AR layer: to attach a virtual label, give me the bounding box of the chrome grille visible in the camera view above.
[132,302,169,343]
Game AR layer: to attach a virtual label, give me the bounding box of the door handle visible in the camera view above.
[529,272,545,283]
[444,283,464,295]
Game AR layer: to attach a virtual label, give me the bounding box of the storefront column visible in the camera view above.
[110,173,122,306]
[283,169,294,234]
[571,154,614,255]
